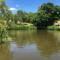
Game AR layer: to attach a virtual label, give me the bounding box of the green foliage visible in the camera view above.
[6,2,60,30]
[14,10,28,23]
[8,23,36,30]
[34,3,60,29]
[0,0,8,20]
[47,25,60,30]
[0,0,4,2]
[1,0,60,30]
[26,12,36,23]
[0,20,8,43]
[14,11,37,24]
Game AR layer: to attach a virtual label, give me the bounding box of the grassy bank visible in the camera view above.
[8,23,36,30]
[47,25,60,30]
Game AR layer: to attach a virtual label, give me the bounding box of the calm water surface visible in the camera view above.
[0,30,60,60]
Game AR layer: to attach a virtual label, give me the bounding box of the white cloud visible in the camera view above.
[9,8,17,11]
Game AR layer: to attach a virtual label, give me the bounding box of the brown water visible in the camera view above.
[1,30,60,60]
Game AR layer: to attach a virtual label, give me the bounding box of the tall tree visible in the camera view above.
[35,3,60,29]
[0,0,8,16]
[14,10,28,23]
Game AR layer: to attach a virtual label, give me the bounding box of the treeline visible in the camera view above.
[0,0,60,29]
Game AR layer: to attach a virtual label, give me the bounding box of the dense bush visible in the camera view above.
[0,20,8,43]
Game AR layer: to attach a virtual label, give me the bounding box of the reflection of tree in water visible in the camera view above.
[8,30,60,57]
[36,31,60,57]
[8,30,36,47]
[0,43,12,60]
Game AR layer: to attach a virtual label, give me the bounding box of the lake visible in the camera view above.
[0,30,60,60]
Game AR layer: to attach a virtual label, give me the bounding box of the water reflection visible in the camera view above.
[0,43,12,60]
[0,31,60,60]
[1,30,60,60]
[36,31,60,57]
[8,30,60,58]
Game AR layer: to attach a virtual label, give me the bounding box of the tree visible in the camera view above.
[34,3,60,29]
[0,0,8,16]
[15,10,27,23]
[0,0,10,23]
[26,12,36,23]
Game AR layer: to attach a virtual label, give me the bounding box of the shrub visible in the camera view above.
[0,20,8,43]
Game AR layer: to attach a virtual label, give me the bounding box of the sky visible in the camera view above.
[5,0,60,13]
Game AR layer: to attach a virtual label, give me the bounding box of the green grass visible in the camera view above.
[47,25,60,30]
[8,23,36,30]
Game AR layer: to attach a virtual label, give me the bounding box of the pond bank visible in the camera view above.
[8,23,36,30]
[47,25,60,31]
